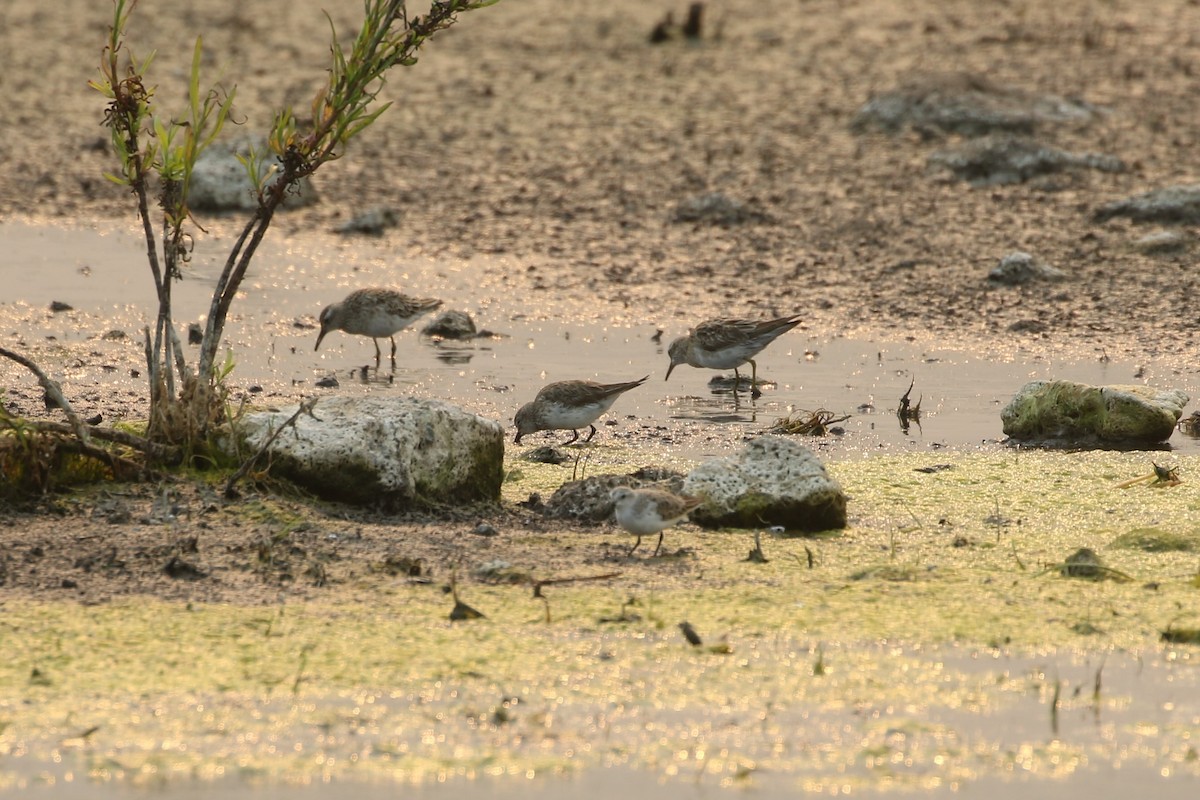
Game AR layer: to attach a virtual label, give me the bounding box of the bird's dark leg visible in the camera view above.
[749,359,761,399]
[651,532,664,557]
[390,336,398,362]
[732,367,742,394]
[627,535,642,556]
[584,424,598,442]
[560,429,581,446]
[372,339,382,367]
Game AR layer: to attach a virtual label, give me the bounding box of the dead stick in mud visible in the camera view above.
[0,405,155,479]
[0,346,91,444]
[0,418,179,467]
[223,397,319,498]
[43,437,158,480]
[531,571,622,597]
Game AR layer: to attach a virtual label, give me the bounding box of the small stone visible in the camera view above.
[928,135,1123,187]
[422,310,478,340]
[988,251,1066,285]
[544,474,637,522]
[1095,184,1200,224]
[472,523,499,537]
[1060,547,1102,579]
[851,72,1102,137]
[524,446,568,465]
[188,323,203,344]
[163,556,207,580]
[50,300,73,312]
[670,192,774,225]
[334,206,400,236]
[1131,230,1189,254]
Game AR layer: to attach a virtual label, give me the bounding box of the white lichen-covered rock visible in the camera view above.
[190,138,317,212]
[229,396,504,509]
[1001,380,1189,444]
[682,436,846,531]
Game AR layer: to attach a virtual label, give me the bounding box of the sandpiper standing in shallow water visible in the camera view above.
[514,376,648,445]
[665,315,802,397]
[315,288,443,367]
[610,485,703,556]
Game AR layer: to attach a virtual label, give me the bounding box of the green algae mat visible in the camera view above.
[2,450,1199,794]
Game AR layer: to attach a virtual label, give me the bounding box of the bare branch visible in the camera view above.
[223,397,320,498]
[0,347,91,445]
[2,417,181,465]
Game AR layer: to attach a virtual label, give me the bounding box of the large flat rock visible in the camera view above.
[230,396,504,509]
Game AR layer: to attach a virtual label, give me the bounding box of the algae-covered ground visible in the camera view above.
[2,450,1199,795]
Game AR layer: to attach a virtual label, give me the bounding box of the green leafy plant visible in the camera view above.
[87,0,496,455]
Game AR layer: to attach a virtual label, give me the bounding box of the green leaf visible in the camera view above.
[189,37,203,122]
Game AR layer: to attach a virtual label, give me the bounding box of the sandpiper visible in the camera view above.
[610,485,703,556]
[315,288,443,366]
[665,314,802,396]
[514,376,648,445]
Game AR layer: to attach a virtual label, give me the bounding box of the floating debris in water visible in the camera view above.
[769,408,850,436]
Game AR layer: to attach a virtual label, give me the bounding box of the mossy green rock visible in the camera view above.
[229,396,504,509]
[1000,380,1188,443]
[1110,527,1198,552]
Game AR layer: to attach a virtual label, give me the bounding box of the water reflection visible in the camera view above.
[433,344,476,365]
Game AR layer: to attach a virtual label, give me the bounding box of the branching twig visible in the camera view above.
[0,418,180,464]
[0,347,91,445]
[223,398,320,498]
[42,437,157,480]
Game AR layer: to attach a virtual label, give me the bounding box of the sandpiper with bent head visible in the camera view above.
[315,287,443,366]
[665,314,802,397]
[610,485,703,556]
[514,376,648,445]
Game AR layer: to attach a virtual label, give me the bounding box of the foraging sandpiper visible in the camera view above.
[514,376,648,445]
[665,315,802,396]
[315,287,442,366]
[610,485,703,556]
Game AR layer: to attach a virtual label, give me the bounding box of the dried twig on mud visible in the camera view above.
[33,435,156,480]
[1,418,179,467]
[530,571,622,597]
[0,346,91,444]
[223,398,320,498]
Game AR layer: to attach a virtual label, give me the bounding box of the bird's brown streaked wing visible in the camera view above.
[691,318,759,351]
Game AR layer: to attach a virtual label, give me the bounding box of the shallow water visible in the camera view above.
[2,220,1197,460]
